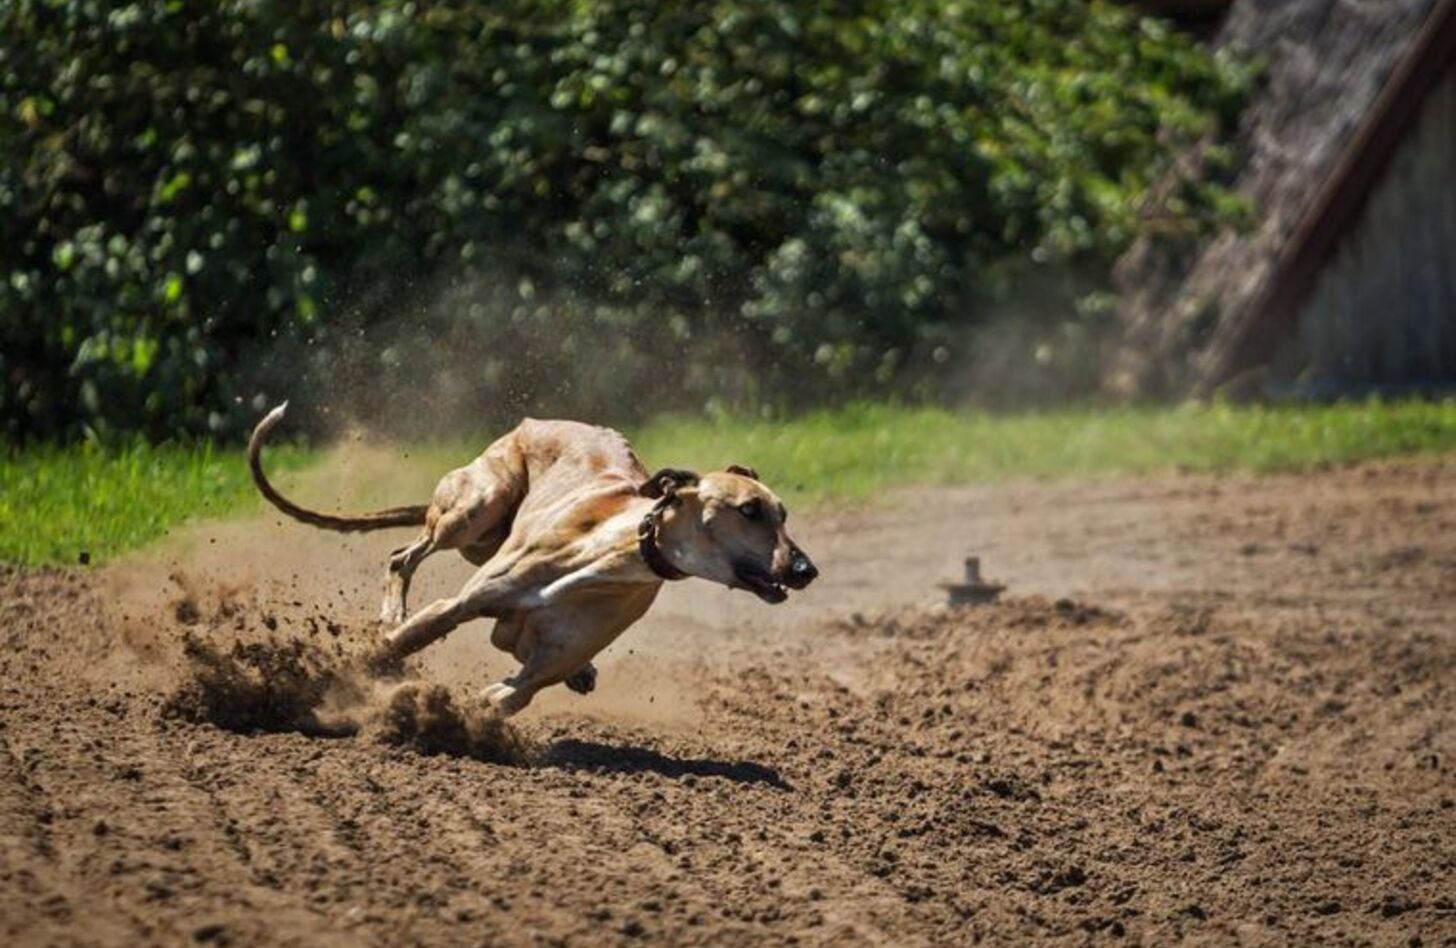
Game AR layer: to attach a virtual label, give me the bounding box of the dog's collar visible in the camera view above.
[638,497,689,582]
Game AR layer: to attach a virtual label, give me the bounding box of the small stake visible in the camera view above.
[940,556,1006,605]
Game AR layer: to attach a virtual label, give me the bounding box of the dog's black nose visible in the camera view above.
[790,553,818,586]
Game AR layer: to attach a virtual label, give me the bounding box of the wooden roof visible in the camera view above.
[1107,0,1451,397]
[1215,0,1456,382]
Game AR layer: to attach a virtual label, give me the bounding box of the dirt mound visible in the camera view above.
[162,634,366,736]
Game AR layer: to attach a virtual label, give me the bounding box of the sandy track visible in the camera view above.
[1,459,1453,946]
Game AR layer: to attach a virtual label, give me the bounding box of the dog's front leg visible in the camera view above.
[532,556,635,605]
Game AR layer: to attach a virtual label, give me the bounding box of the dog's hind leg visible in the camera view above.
[377,446,522,626]
[429,449,524,557]
[479,624,554,717]
[489,611,525,655]
[480,613,604,717]
[482,587,658,714]
[377,548,541,662]
[563,663,597,694]
[481,649,582,717]
[381,533,436,624]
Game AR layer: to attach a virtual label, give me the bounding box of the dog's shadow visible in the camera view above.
[542,739,792,790]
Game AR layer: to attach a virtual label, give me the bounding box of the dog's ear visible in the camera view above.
[725,464,760,481]
[639,468,700,498]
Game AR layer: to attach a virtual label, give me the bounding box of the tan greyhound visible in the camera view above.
[248,404,818,716]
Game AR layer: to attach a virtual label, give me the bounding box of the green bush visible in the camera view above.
[0,0,1248,442]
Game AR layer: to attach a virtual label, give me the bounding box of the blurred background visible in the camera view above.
[10,0,1451,448]
[0,0,1451,442]
[5,0,1450,445]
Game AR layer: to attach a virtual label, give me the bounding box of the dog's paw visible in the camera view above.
[564,664,597,695]
[479,681,516,708]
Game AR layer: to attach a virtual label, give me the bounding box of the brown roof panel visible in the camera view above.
[1216,0,1456,382]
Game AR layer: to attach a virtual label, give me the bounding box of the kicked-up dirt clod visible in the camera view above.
[0,459,1452,946]
[162,634,365,738]
[374,682,532,764]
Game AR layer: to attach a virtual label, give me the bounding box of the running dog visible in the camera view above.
[248,405,817,716]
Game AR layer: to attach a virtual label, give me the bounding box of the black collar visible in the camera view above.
[638,497,689,582]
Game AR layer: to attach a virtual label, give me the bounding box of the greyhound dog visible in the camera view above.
[248,405,818,716]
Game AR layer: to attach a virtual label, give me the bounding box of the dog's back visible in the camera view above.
[482,418,649,539]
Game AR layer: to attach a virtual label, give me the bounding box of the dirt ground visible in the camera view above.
[1,458,1453,946]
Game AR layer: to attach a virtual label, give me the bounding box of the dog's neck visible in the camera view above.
[637,495,730,585]
[637,497,690,582]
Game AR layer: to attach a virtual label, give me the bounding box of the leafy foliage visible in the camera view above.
[0,0,1249,442]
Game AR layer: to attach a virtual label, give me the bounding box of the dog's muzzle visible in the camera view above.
[736,546,817,604]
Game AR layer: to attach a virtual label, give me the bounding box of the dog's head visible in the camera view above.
[641,465,817,603]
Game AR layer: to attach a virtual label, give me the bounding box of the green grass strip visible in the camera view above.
[631,399,1456,503]
[0,441,309,567]
[3,399,1452,566]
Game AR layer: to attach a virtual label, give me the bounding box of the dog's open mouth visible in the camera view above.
[733,565,789,604]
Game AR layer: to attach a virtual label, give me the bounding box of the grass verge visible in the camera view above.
[0,441,309,568]
[3,399,1453,566]
[631,399,1456,502]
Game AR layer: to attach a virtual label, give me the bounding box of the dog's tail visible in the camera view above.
[248,403,429,533]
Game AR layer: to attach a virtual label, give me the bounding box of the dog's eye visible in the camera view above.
[739,500,764,521]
